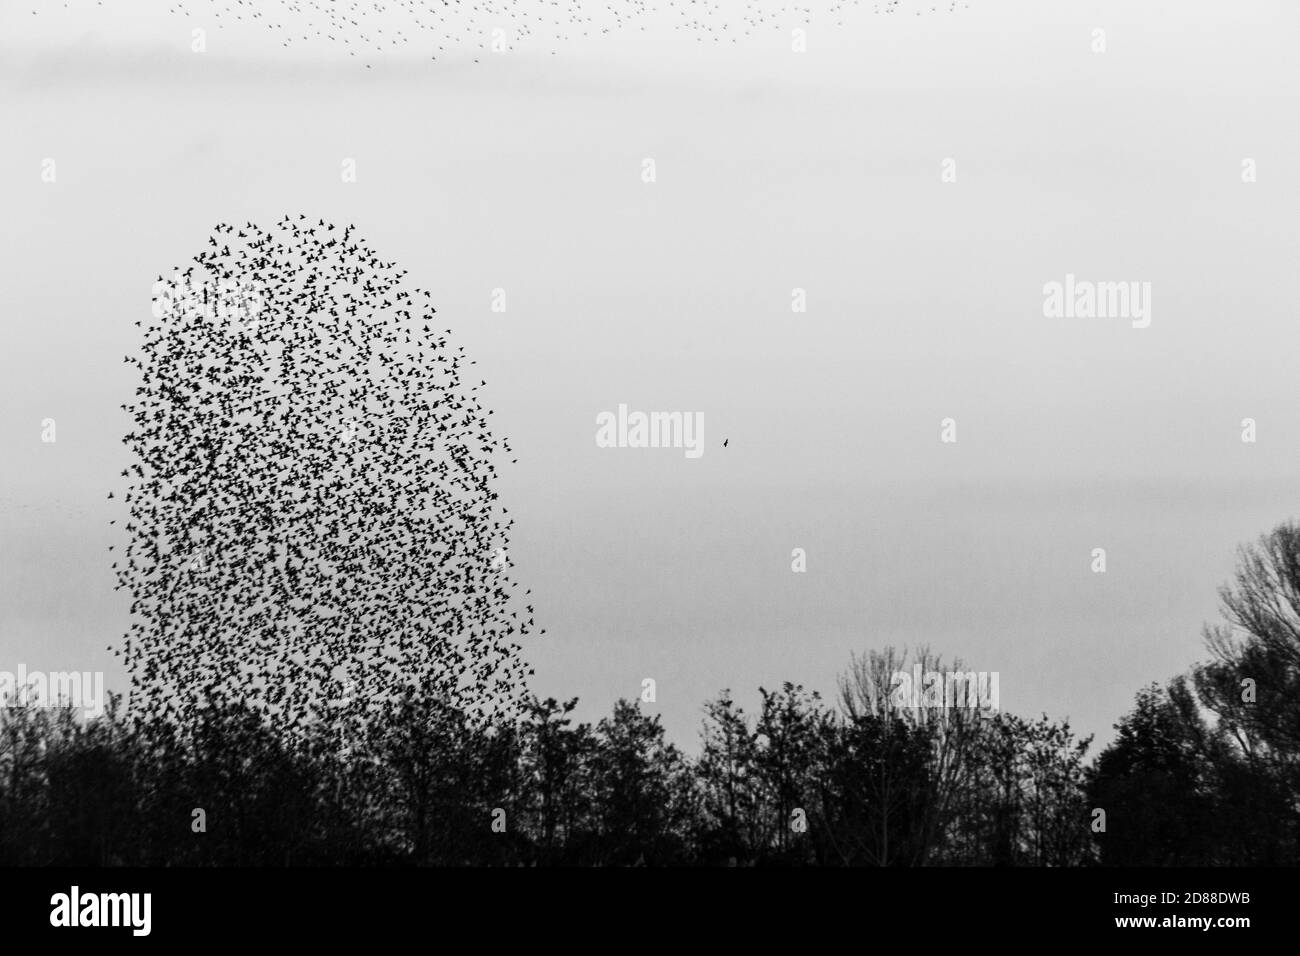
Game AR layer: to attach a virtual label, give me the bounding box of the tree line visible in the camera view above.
[3,521,1297,866]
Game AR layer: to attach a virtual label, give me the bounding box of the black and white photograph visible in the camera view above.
[1,0,1294,940]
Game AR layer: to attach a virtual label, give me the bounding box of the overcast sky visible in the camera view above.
[2,0,1298,750]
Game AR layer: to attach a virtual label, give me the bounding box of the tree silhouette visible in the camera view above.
[586,699,693,865]
[836,647,987,865]
[695,690,763,864]
[1090,522,1300,865]
[1090,683,1218,865]
[1198,521,1300,789]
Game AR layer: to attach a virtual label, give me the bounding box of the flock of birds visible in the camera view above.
[35,1,968,63]
[55,0,971,733]
[115,216,539,733]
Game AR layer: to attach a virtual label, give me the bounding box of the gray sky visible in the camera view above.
[2,0,1298,751]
